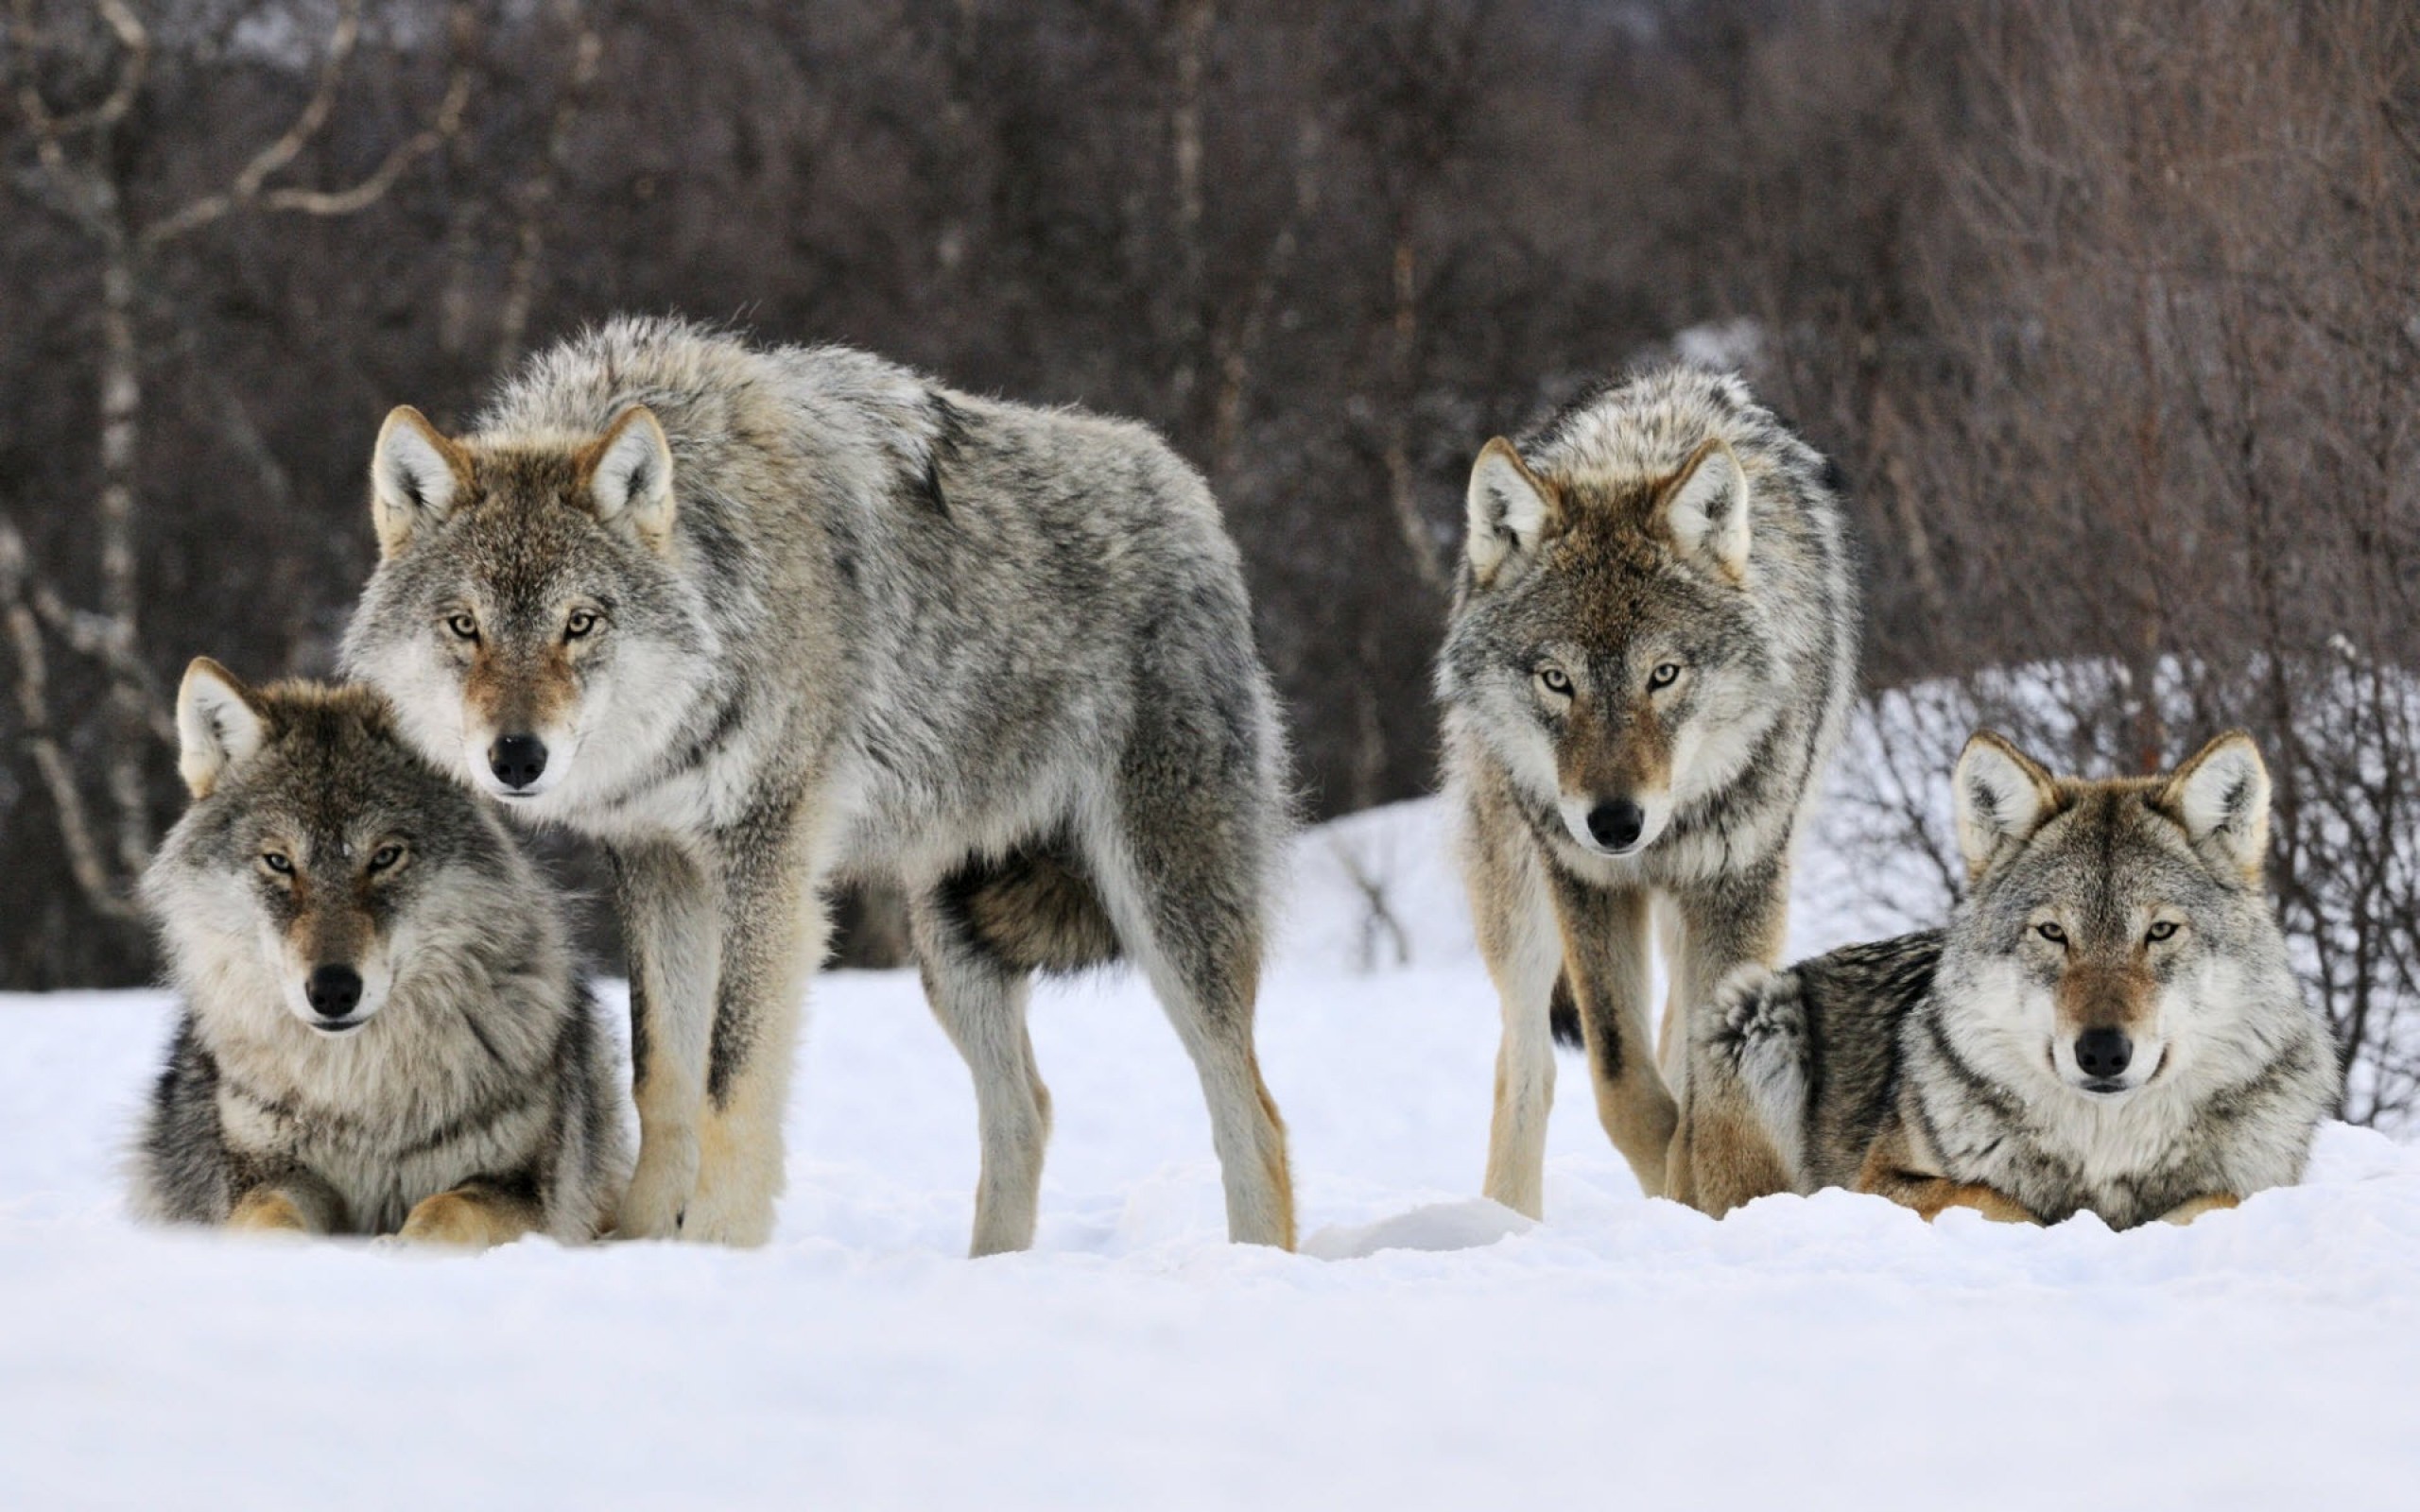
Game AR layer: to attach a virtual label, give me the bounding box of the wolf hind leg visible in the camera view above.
[1466,807,1563,1219]
[1085,802,1294,1250]
[1695,965,1810,1187]
[911,888,1053,1257]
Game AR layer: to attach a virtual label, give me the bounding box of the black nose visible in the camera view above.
[2076,1027,2134,1079]
[1586,799,1646,851]
[488,733,548,789]
[305,964,363,1019]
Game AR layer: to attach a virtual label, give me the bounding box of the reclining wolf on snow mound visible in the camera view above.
[1698,730,2341,1228]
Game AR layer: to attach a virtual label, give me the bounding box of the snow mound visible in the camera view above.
[1302,1198,1534,1260]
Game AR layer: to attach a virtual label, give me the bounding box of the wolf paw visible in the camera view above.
[675,1180,776,1247]
[616,1136,700,1240]
[398,1193,496,1248]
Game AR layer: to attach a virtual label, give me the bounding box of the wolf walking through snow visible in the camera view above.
[1437,369,1858,1216]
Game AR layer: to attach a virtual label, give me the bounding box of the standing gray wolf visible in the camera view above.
[341,317,1294,1253]
[132,661,628,1246]
[1702,730,2341,1228]
[1437,368,1857,1218]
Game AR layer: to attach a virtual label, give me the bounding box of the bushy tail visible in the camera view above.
[941,841,1122,975]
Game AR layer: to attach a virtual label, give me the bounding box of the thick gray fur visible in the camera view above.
[133,679,627,1243]
[1711,787,2342,1228]
[341,317,1296,1251]
[1439,367,1858,1215]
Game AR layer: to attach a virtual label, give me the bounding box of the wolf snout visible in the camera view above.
[305,964,364,1021]
[1586,799,1646,852]
[2075,1026,2133,1085]
[488,733,549,791]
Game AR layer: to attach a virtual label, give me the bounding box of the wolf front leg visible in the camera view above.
[2157,1194,2241,1226]
[681,801,825,1247]
[607,838,722,1240]
[1547,871,1679,1200]
[1666,863,1793,1215]
[1471,815,1565,1219]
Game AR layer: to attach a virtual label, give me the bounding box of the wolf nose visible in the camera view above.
[488,734,548,789]
[2076,1027,2133,1078]
[1587,799,1645,850]
[305,964,363,1019]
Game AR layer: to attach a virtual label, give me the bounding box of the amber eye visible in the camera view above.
[368,844,406,874]
[445,613,479,641]
[1648,662,1682,690]
[1537,667,1574,696]
[2146,920,2179,943]
[564,610,598,640]
[2034,921,2066,944]
[262,851,294,876]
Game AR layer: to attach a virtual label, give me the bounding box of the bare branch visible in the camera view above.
[0,516,141,920]
[142,0,472,246]
[9,0,148,144]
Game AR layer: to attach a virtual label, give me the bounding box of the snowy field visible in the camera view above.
[4,798,2417,1509]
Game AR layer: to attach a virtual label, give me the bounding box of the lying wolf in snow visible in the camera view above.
[1700,730,2340,1228]
[133,662,627,1246]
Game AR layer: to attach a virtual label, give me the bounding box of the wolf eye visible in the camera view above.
[564,610,598,640]
[1648,662,1682,690]
[261,851,293,875]
[445,613,479,641]
[2146,920,2179,943]
[1536,666,1574,697]
[2034,921,2066,944]
[367,844,406,874]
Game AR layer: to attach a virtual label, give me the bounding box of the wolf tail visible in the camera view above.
[942,842,1124,975]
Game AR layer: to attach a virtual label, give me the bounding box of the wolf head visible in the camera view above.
[1442,421,1777,860]
[1943,729,2293,1100]
[144,662,533,1036]
[338,404,717,815]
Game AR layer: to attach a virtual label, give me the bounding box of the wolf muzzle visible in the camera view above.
[488,733,549,791]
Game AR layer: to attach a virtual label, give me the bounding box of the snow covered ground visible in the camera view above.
[4,799,2417,1509]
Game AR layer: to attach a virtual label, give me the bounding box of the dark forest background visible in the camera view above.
[6,1,2417,1120]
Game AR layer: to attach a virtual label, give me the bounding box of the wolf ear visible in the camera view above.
[2161,730,2271,882]
[1465,438,1558,586]
[578,406,677,552]
[1954,730,2062,884]
[176,658,268,799]
[371,405,470,559]
[1658,438,1752,578]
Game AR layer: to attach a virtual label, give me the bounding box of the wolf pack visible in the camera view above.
[129,318,2341,1252]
